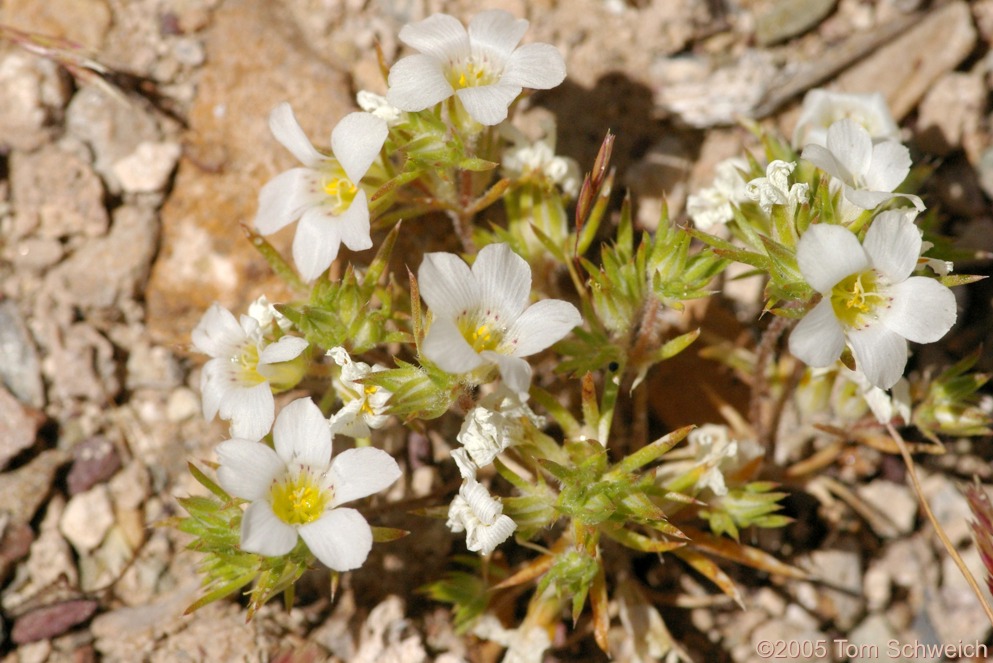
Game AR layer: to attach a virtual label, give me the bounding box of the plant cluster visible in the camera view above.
[171,9,990,659]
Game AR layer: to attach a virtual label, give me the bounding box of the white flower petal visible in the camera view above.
[259,336,309,365]
[293,207,341,282]
[881,277,956,344]
[299,508,373,571]
[423,317,485,373]
[268,103,323,168]
[329,401,371,439]
[862,210,920,281]
[192,303,246,358]
[328,447,401,505]
[451,448,478,480]
[334,189,373,252]
[504,299,581,357]
[864,140,911,192]
[825,119,872,181]
[788,299,846,367]
[455,84,521,126]
[796,224,869,293]
[273,397,332,468]
[331,112,388,185]
[216,440,285,501]
[254,168,321,235]
[386,54,455,111]
[468,9,528,58]
[466,514,516,555]
[801,144,851,184]
[241,501,298,557]
[418,251,480,317]
[473,243,531,321]
[841,187,898,211]
[199,358,227,421]
[398,13,470,61]
[223,382,275,441]
[847,324,908,389]
[481,351,532,395]
[501,42,566,89]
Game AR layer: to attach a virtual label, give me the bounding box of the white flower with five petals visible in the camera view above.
[386,10,566,126]
[686,157,750,230]
[792,89,900,149]
[788,211,957,389]
[457,387,544,467]
[253,103,388,282]
[193,303,309,440]
[418,243,581,394]
[326,347,392,438]
[801,119,923,214]
[215,398,401,571]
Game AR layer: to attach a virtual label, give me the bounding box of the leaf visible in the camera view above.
[673,548,743,608]
[681,526,808,579]
[371,527,410,543]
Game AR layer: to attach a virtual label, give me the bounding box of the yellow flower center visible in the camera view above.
[830,270,888,329]
[458,316,504,353]
[322,167,358,214]
[449,56,498,89]
[360,384,379,416]
[270,470,330,526]
[233,343,265,386]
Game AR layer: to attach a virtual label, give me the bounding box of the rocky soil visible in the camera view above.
[1,0,993,661]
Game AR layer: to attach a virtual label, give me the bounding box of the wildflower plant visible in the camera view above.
[171,8,991,659]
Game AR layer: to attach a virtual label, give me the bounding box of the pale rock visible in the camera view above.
[108,461,151,512]
[754,0,838,46]
[410,465,435,497]
[0,52,70,152]
[125,342,183,391]
[807,547,863,629]
[3,496,77,615]
[40,322,118,404]
[112,142,182,194]
[5,236,63,271]
[750,605,829,662]
[352,596,427,663]
[921,474,973,547]
[916,72,985,157]
[0,0,112,49]
[79,525,135,592]
[165,387,200,423]
[46,205,159,311]
[90,581,201,660]
[0,449,67,527]
[0,299,44,408]
[13,640,51,663]
[0,384,42,471]
[60,484,114,553]
[846,614,899,663]
[832,1,976,121]
[9,144,109,240]
[65,85,162,191]
[932,546,993,645]
[856,479,918,536]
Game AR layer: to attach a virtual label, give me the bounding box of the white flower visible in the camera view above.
[355,90,403,126]
[418,243,581,394]
[447,478,517,554]
[458,387,544,467]
[215,398,401,571]
[686,157,749,230]
[386,10,566,126]
[686,425,762,496]
[788,211,957,389]
[501,127,580,197]
[247,295,291,332]
[792,89,900,149]
[801,119,923,213]
[192,303,309,440]
[326,347,391,438]
[744,160,809,216]
[843,368,911,425]
[253,103,388,282]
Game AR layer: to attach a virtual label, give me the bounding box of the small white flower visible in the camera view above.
[215,398,401,571]
[447,478,517,554]
[247,295,291,332]
[253,103,388,282]
[788,211,957,389]
[501,126,580,197]
[842,367,911,425]
[418,243,581,394]
[458,387,545,467]
[801,119,923,213]
[686,157,749,230]
[192,303,309,440]
[386,10,566,126]
[355,90,403,126]
[326,347,392,438]
[792,89,900,149]
[686,425,762,497]
[744,159,809,216]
